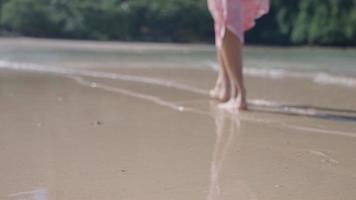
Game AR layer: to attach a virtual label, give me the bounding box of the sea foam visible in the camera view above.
[207,61,356,88]
[1,60,356,89]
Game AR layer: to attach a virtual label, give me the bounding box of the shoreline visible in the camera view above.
[1,36,356,49]
[1,36,356,51]
[0,38,355,200]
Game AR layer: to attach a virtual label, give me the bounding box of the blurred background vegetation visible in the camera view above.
[0,0,355,46]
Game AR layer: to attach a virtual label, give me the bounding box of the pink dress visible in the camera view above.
[208,0,269,46]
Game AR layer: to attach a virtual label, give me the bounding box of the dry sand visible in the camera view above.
[0,38,356,200]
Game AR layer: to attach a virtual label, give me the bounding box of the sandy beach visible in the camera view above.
[0,38,356,200]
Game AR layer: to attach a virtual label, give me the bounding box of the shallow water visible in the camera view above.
[1,38,356,73]
[0,38,356,200]
[1,38,356,88]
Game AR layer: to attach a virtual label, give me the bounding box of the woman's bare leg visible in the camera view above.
[220,28,247,110]
[209,50,231,102]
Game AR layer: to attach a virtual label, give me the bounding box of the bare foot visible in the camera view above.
[218,98,237,111]
[218,93,248,111]
[237,91,248,111]
[209,77,230,102]
[209,84,220,99]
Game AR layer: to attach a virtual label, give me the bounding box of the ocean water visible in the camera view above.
[0,39,355,88]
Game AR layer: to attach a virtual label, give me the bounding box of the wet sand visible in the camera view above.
[1,38,356,200]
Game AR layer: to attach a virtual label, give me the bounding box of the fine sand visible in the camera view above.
[0,38,356,200]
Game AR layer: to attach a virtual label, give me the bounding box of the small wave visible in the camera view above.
[249,99,318,116]
[208,61,356,88]
[1,59,354,138]
[0,60,207,95]
[206,61,219,71]
[244,68,287,79]
[248,99,281,107]
[314,73,356,87]
[2,60,356,90]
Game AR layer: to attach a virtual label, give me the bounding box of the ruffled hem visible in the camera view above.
[208,0,269,46]
[241,0,270,31]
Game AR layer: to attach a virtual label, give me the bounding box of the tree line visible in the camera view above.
[0,0,355,46]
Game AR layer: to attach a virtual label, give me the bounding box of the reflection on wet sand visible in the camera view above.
[8,189,47,200]
[1,59,355,129]
[72,73,356,139]
[207,104,257,200]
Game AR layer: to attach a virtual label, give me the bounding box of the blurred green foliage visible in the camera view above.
[0,0,355,46]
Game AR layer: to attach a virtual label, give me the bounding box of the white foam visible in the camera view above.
[248,99,281,107]
[3,60,356,89]
[244,68,286,79]
[0,60,207,95]
[282,123,356,138]
[249,99,319,117]
[73,76,184,111]
[208,62,288,79]
[314,72,356,87]
[0,60,355,139]
[206,61,219,71]
[208,60,356,88]
[245,67,356,88]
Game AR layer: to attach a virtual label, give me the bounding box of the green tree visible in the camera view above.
[0,0,355,46]
[1,0,55,36]
[292,0,356,45]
